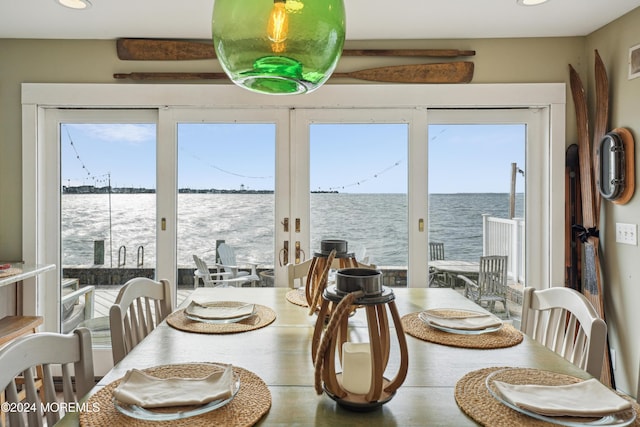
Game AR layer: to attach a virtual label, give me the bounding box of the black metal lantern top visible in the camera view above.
[323,268,394,305]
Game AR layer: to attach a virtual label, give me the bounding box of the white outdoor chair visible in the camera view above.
[0,328,95,427]
[193,254,229,287]
[109,277,173,364]
[217,243,260,287]
[193,254,249,288]
[521,286,607,378]
[459,255,509,318]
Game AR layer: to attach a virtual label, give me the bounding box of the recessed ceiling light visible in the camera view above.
[56,0,92,10]
[517,0,549,5]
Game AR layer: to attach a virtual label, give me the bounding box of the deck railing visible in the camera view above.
[482,214,525,284]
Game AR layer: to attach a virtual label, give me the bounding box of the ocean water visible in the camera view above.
[61,193,524,268]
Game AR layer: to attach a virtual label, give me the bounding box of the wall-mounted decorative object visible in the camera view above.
[628,43,640,80]
[596,128,635,204]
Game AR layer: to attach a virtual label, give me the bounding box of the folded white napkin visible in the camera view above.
[423,310,502,331]
[113,365,234,408]
[493,378,632,417]
[186,299,255,320]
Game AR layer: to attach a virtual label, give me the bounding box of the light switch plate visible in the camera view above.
[615,223,637,245]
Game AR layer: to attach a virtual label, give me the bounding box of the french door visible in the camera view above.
[164,109,289,304]
[291,109,429,285]
[26,84,564,363]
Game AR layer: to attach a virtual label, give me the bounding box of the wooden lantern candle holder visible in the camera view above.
[312,268,409,410]
[306,240,358,314]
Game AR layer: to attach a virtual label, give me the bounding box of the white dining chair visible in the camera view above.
[0,328,94,427]
[286,259,313,289]
[520,286,607,378]
[109,277,173,364]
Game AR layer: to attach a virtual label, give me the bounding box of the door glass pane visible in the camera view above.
[177,123,275,304]
[428,124,525,288]
[61,123,156,343]
[309,124,408,282]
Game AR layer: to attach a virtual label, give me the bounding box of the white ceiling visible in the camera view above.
[0,1,638,40]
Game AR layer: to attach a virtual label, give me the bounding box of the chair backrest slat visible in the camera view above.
[62,362,75,402]
[429,242,445,261]
[217,243,236,268]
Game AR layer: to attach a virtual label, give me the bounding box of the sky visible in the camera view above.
[61,122,525,194]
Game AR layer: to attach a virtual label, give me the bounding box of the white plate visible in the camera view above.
[113,367,240,421]
[418,309,503,335]
[184,301,257,324]
[485,369,636,427]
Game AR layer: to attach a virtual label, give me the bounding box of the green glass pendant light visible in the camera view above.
[212,0,346,95]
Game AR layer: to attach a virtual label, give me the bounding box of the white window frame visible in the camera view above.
[22,82,565,318]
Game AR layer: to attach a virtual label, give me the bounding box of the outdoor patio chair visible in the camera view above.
[458,255,509,318]
[521,286,607,378]
[216,243,260,287]
[0,328,94,427]
[109,277,173,364]
[428,242,447,287]
[193,254,249,288]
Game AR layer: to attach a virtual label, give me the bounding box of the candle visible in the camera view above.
[341,342,372,394]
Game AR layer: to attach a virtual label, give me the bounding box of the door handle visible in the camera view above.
[284,241,289,265]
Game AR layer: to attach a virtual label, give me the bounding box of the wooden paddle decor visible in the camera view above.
[113,62,474,84]
[116,38,476,61]
[569,63,614,388]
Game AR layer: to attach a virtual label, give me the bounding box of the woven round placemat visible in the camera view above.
[285,288,308,307]
[80,363,271,427]
[455,366,640,426]
[166,303,276,334]
[0,267,22,279]
[401,312,523,349]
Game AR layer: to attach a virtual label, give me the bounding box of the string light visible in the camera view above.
[65,129,402,191]
[179,146,273,180]
[64,126,110,186]
[318,160,403,192]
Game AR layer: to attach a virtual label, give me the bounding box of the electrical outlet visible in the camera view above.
[616,223,637,245]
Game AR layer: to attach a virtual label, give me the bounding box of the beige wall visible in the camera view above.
[586,6,640,396]
[0,8,638,392]
[0,36,584,261]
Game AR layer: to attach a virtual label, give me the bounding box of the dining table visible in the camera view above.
[58,286,606,426]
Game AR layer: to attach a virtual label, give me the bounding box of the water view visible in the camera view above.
[61,192,524,268]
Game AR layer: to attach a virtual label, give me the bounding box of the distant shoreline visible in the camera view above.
[62,185,338,194]
[62,187,521,196]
